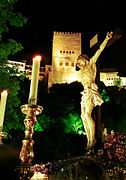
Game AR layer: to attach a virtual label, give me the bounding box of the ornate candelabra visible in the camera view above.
[0,126,7,146]
[19,99,43,165]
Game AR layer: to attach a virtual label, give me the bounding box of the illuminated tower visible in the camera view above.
[48,31,82,89]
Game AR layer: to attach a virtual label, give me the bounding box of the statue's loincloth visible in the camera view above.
[81,83,104,107]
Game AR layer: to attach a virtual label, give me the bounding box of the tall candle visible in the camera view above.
[0,90,8,128]
[29,55,41,104]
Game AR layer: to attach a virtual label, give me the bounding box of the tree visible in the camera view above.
[100,84,126,134]
[113,77,123,89]
[0,0,27,134]
[63,113,85,135]
[35,82,85,135]
[0,0,27,64]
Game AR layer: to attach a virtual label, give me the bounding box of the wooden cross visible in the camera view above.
[90,28,122,144]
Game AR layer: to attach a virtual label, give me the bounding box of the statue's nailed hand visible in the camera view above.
[106,31,113,40]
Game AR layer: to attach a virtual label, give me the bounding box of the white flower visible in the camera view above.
[111,130,115,136]
[103,128,107,136]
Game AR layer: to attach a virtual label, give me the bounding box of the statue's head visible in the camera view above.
[77,54,90,68]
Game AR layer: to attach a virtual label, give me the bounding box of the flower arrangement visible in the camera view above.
[91,124,126,178]
[101,124,126,162]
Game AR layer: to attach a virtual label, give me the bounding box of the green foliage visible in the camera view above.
[99,81,126,107]
[0,0,27,63]
[36,112,85,135]
[100,89,110,102]
[0,68,26,133]
[0,39,23,64]
[34,122,43,131]
[63,113,85,135]
[105,86,126,106]
[0,0,27,135]
[101,84,126,134]
[35,82,85,135]
[113,78,123,88]
[35,113,52,132]
[7,0,18,3]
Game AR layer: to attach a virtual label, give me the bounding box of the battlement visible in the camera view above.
[54,31,81,37]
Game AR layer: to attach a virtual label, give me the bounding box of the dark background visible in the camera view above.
[8,0,126,75]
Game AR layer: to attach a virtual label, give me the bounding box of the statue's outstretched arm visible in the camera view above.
[90,32,113,64]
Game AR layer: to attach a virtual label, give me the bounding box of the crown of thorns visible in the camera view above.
[77,54,90,61]
[77,54,90,68]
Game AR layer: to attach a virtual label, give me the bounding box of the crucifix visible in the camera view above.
[92,29,121,144]
[77,31,121,149]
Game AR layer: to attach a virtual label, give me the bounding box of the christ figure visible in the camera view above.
[77,32,113,149]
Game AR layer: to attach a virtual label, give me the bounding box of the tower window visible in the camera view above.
[69,51,71,54]
[63,51,65,53]
[65,62,69,66]
[72,51,74,54]
[71,62,74,67]
[59,61,63,66]
[60,50,62,53]
[48,67,51,71]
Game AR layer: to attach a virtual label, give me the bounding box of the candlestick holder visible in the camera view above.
[0,126,7,146]
[19,104,43,164]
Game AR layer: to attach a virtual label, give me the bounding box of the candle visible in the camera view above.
[29,55,41,104]
[0,90,8,128]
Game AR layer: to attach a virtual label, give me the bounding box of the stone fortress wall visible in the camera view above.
[48,31,82,89]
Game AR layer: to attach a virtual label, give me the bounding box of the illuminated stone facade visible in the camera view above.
[100,71,119,86]
[48,31,82,89]
[8,60,25,72]
[100,71,126,87]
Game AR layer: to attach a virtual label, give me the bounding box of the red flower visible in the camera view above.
[101,123,104,127]
[117,132,122,138]
[67,152,71,158]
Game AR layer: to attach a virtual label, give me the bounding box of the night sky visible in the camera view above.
[9,0,126,75]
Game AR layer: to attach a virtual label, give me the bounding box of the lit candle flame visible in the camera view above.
[1,90,8,95]
[33,55,42,61]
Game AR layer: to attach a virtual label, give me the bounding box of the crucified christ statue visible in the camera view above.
[77,32,113,149]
